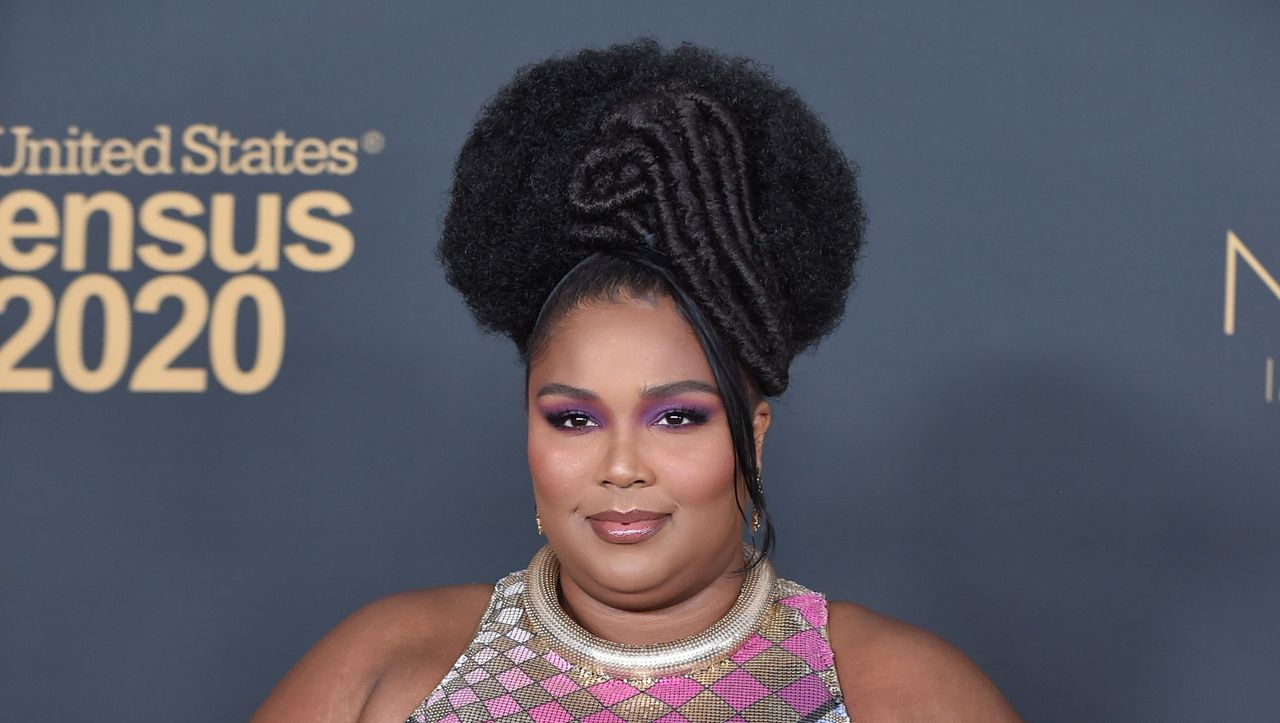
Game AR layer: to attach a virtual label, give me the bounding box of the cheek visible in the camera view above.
[656,430,738,507]
[527,425,595,504]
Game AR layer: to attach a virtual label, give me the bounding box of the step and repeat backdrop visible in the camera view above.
[2,2,1276,721]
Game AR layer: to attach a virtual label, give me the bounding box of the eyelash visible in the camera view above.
[544,408,710,431]
[655,408,710,427]
[544,411,597,430]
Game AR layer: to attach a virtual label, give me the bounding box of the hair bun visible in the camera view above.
[437,37,866,396]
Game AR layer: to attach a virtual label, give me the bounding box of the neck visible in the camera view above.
[555,546,747,646]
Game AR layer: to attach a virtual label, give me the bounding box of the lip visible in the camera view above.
[586,509,670,544]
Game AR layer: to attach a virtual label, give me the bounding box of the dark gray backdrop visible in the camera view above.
[2,2,1277,721]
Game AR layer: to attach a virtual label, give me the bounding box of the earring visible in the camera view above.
[535,509,544,536]
[750,468,763,533]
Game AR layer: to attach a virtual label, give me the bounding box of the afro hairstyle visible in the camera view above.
[437,36,866,397]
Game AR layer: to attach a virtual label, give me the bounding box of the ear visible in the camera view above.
[752,398,772,470]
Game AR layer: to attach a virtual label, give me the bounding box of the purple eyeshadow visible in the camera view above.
[536,397,719,430]
[640,398,717,426]
[539,403,605,429]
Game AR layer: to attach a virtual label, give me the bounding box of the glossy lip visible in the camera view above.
[586,509,670,544]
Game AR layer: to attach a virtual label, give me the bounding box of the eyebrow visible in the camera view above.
[535,379,719,400]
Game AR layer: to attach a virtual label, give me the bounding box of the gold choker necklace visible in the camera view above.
[522,543,777,680]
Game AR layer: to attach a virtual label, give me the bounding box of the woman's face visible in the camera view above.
[526,292,769,611]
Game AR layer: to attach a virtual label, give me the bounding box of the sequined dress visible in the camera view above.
[405,561,850,723]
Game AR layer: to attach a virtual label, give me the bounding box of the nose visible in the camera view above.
[599,425,652,488]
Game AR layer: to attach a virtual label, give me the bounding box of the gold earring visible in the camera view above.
[750,468,762,533]
[535,509,544,536]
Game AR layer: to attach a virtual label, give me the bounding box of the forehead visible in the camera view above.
[529,295,714,388]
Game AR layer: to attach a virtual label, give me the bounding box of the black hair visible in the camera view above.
[522,247,773,568]
[437,37,866,396]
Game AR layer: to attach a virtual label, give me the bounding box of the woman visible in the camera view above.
[252,38,1021,722]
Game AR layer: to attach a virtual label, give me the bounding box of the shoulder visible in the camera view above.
[250,583,496,723]
[825,600,1022,723]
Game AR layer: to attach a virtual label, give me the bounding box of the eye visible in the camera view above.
[654,408,709,427]
[546,411,599,430]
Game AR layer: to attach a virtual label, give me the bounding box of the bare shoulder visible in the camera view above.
[826,600,1022,723]
[250,583,495,723]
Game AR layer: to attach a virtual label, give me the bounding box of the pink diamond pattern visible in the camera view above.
[729,633,771,664]
[445,688,477,708]
[647,676,701,707]
[779,593,827,628]
[544,649,572,671]
[498,667,534,691]
[505,644,536,664]
[588,679,640,706]
[484,694,521,717]
[528,701,574,723]
[777,675,829,716]
[710,668,771,709]
[539,672,580,697]
[780,628,834,670]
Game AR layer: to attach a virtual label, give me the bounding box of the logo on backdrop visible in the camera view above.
[1223,230,1280,403]
[0,123,382,394]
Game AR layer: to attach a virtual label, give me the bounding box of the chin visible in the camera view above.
[578,535,727,604]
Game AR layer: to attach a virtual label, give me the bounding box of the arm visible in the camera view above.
[827,600,1022,723]
[249,584,493,723]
